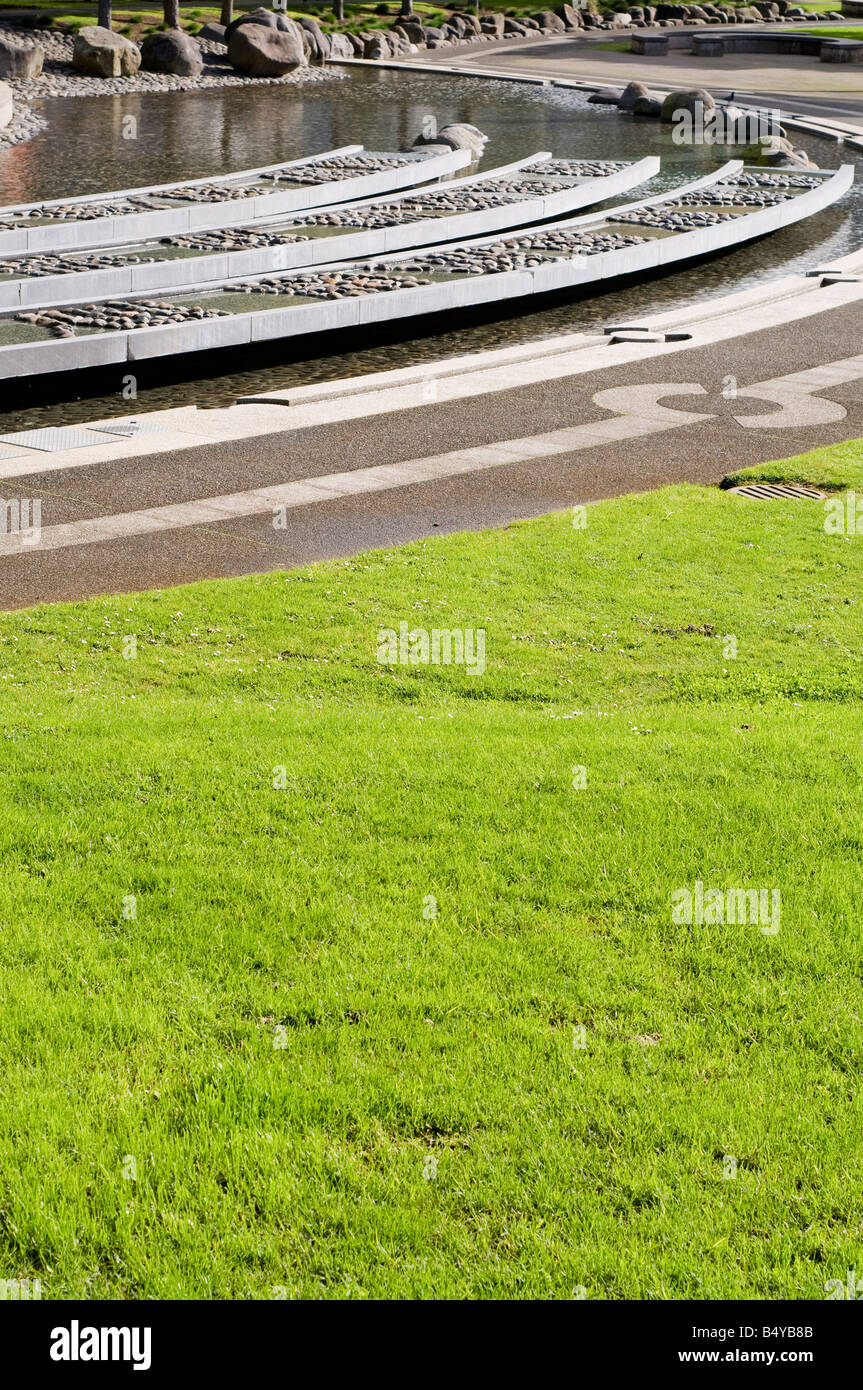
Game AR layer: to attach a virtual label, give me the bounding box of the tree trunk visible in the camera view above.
[332,0,344,19]
[163,0,180,28]
[399,0,413,15]
[98,0,112,28]
[220,0,234,25]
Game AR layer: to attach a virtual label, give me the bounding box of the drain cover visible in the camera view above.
[729,482,826,500]
[90,420,165,437]
[0,427,119,452]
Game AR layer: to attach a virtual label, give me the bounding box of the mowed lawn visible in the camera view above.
[1,440,862,1301]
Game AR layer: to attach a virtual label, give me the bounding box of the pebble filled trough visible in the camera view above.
[0,161,851,380]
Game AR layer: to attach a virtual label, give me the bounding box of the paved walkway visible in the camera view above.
[1,280,861,608]
[404,31,863,119]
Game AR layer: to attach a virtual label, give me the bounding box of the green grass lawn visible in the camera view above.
[802,25,863,37]
[1,438,862,1299]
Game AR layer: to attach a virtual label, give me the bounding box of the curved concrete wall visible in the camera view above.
[0,158,660,312]
[0,163,850,381]
[0,147,473,258]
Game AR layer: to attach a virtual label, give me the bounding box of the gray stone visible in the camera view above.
[363,33,391,58]
[534,11,567,29]
[661,86,716,122]
[197,21,226,44]
[73,26,141,78]
[589,86,623,103]
[140,30,203,77]
[413,121,487,156]
[328,32,355,58]
[619,80,652,109]
[228,23,305,74]
[633,95,663,116]
[0,34,43,78]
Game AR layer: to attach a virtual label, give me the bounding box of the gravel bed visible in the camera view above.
[0,26,341,101]
[229,268,430,299]
[0,99,47,151]
[259,154,414,185]
[400,228,646,275]
[14,296,230,336]
[612,206,740,230]
[0,248,157,277]
[162,229,311,251]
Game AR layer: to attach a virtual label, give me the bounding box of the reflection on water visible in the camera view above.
[0,65,859,430]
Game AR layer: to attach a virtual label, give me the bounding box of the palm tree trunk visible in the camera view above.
[332,0,344,19]
[98,0,112,27]
[163,0,180,27]
[220,0,234,25]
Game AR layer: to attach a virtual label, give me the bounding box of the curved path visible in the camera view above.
[0,251,861,608]
[396,28,863,120]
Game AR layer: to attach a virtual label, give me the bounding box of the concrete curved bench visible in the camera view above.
[633,28,863,60]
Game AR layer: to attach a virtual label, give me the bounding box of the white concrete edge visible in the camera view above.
[3,267,863,485]
[0,146,366,217]
[0,147,473,257]
[0,155,660,312]
[0,162,850,383]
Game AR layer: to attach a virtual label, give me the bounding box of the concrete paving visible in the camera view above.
[1,287,861,610]
[397,31,863,119]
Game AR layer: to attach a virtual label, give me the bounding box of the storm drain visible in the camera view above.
[728,482,826,501]
[0,426,120,452]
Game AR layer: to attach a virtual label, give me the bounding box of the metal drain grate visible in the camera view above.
[0,427,119,452]
[729,482,826,501]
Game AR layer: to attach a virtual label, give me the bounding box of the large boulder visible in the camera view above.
[397,17,427,42]
[481,12,506,35]
[503,17,530,33]
[197,21,227,44]
[140,30,202,76]
[610,11,633,24]
[589,86,623,104]
[413,121,487,157]
[534,10,567,29]
[225,9,306,50]
[555,4,584,25]
[228,23,305,74]
[73,26,140,78]
[633,95,663,116]
[0,33,42,78]
[661,86,716,122]
[363,32,391,58]
[300,16,330,62]
[328,32,355,58]
[619,79,652,109]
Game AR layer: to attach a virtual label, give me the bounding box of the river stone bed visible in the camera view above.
[259,154,413,185]
[676,187,797,207]
[612,206,740,230]
[0,26,340,101]
[0,249,159,278]
[14,298,230,337]
[230,269,431,299]
[162,229,312,252]
[291,171,625,231]
[729,173,824,190]
[531,159,628,177]
[400,228,647,275]
[0,195,155,226]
